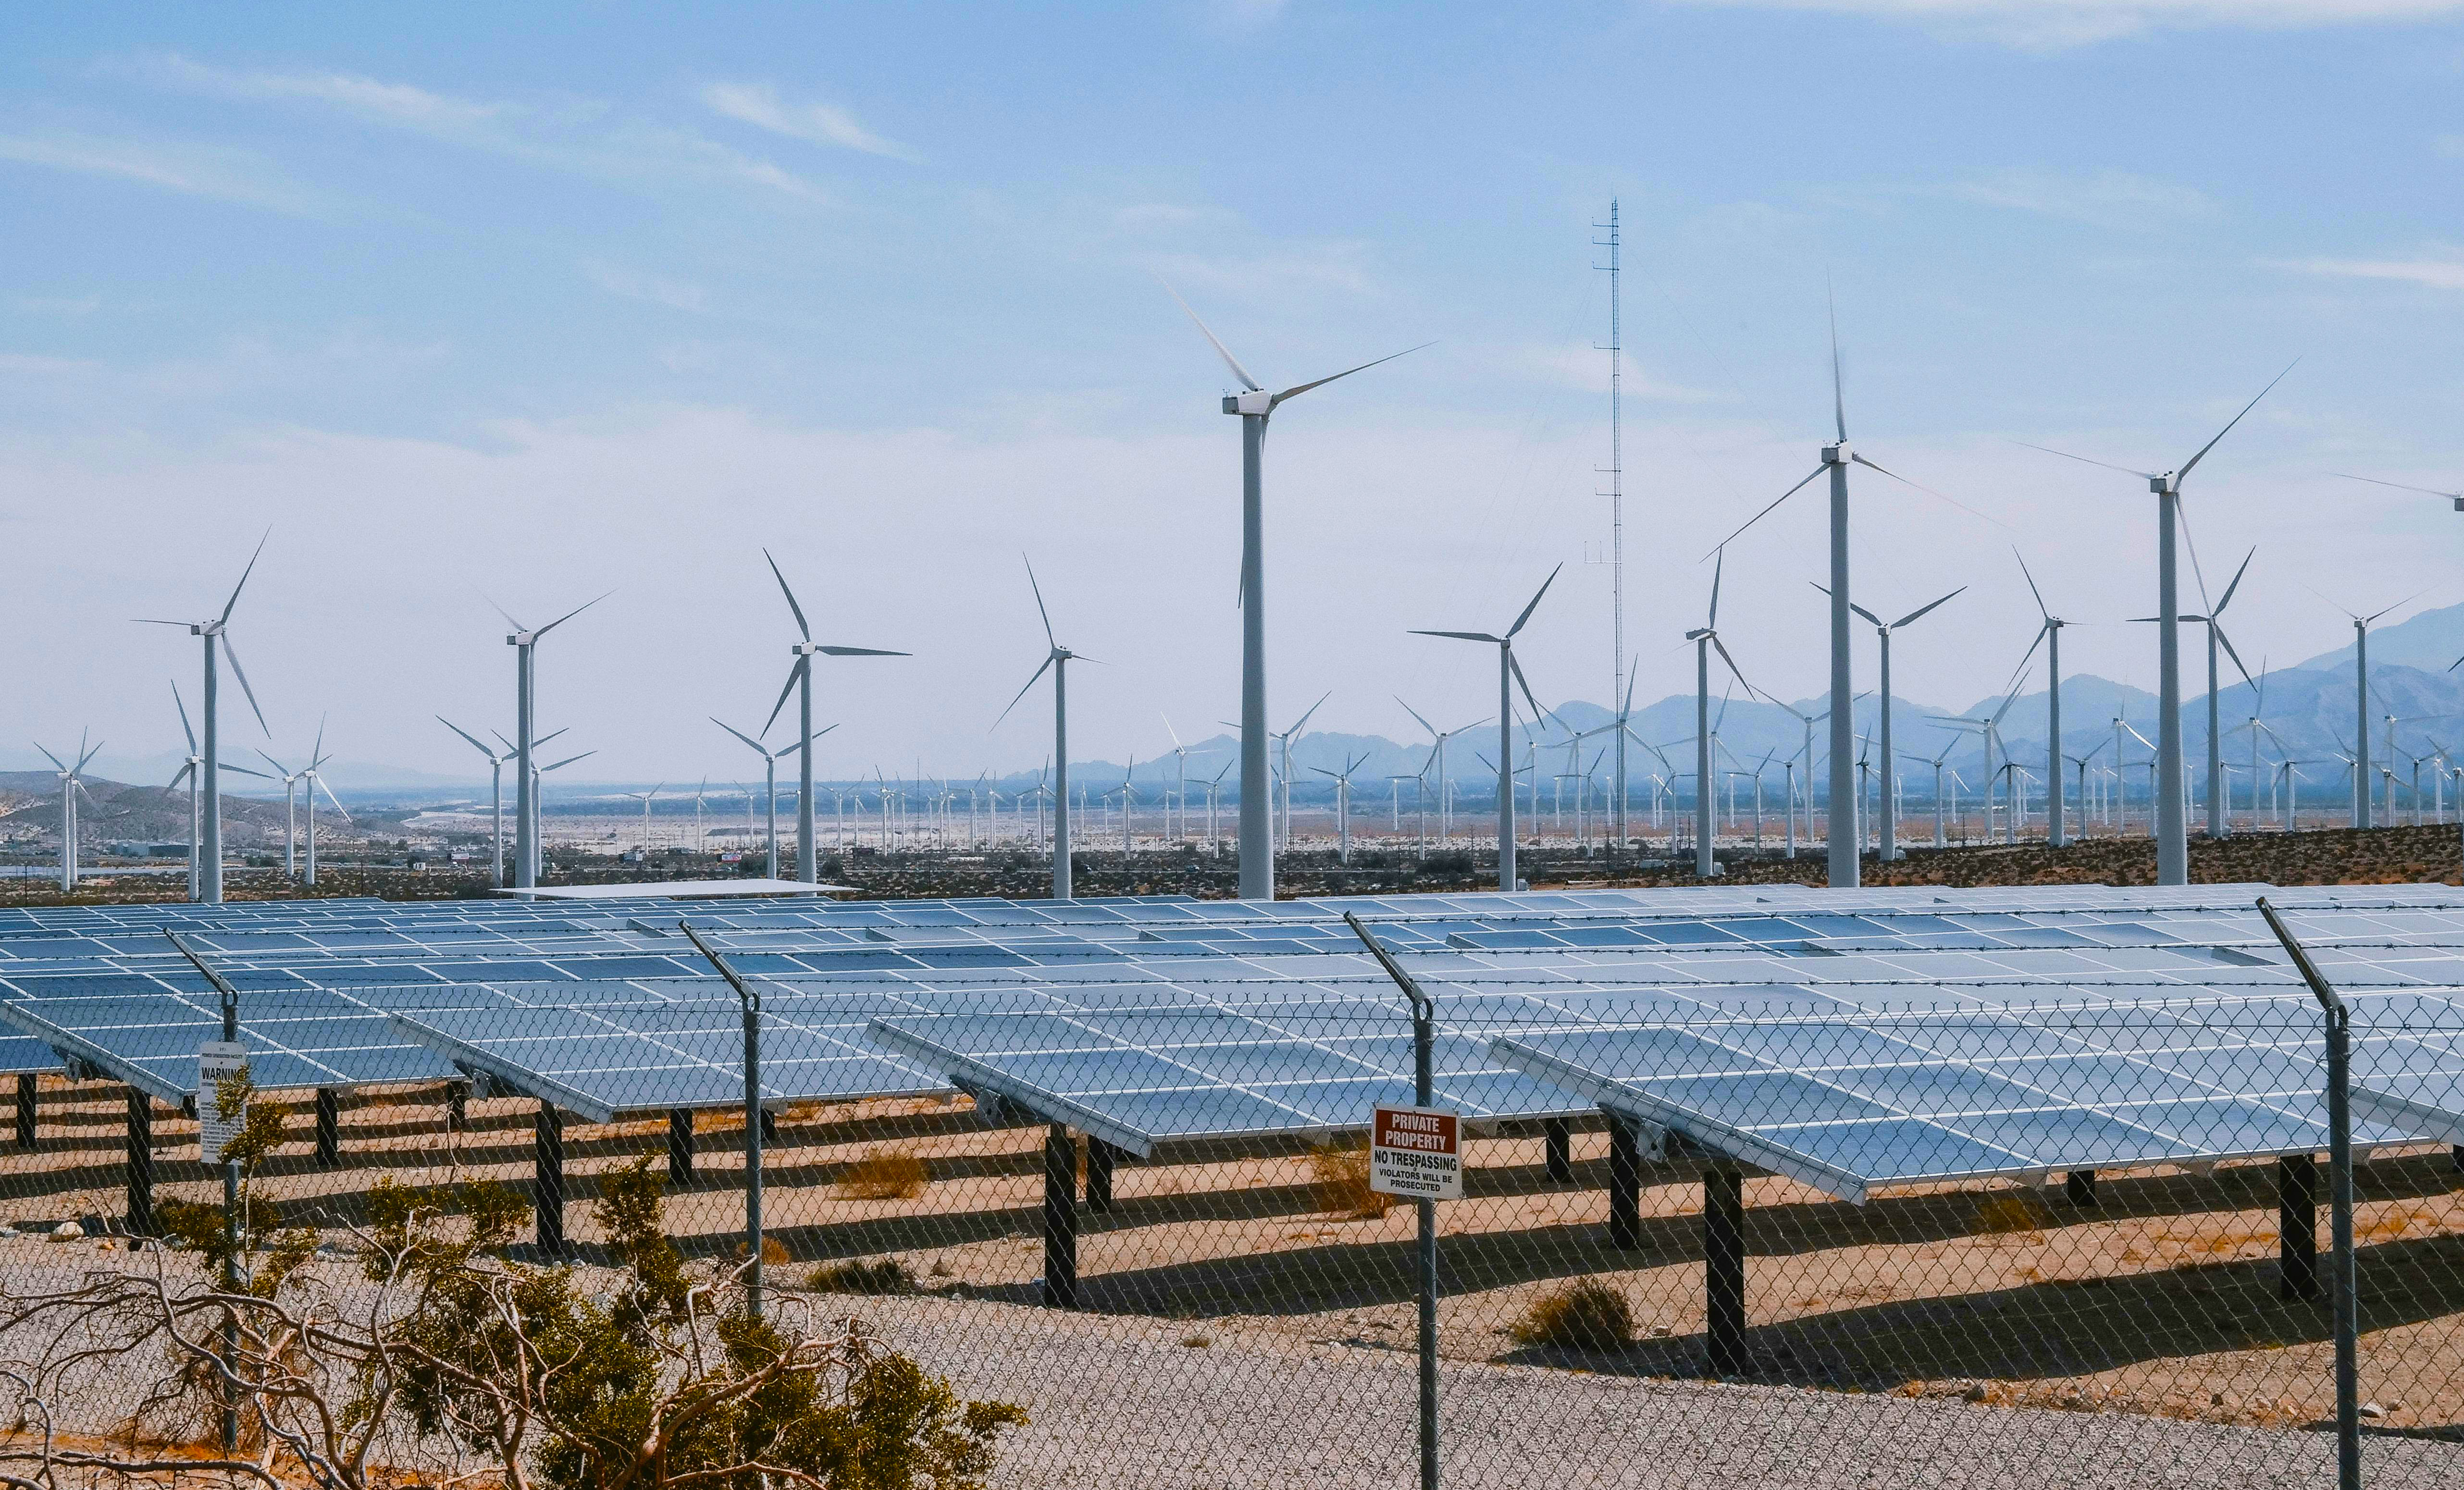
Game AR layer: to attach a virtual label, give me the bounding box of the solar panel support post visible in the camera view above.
[668,1109,694,1184]
[2063,1170,2097,1207]
[1607,1117,1641,1250]
[14,1073,34,1150]
[681,921,770,1318]
[2276,1155,2317,1301]
[2257,897,2360,1490]
[1544,1118,1571,1184]
[124,1091,155,1238]
[1086,1136,1115,1213]
[533,1102,566,1256]
[1704,1166,1747,1376]
[1042,1123,1077,1309]
[314,1088,339,1169]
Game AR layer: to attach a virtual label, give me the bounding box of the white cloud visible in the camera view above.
[131,54,825,205]
[584,260,709,313]
[2276,255,2464,291]
[1674,0,2464,46]
[0,128,316,213]
[702,82,917,161]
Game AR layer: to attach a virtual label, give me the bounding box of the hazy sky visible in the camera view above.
[5,1,2463,788]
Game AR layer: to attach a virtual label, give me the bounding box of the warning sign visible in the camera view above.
[198,1041,249,1165]
[1370,1104,1462,1201]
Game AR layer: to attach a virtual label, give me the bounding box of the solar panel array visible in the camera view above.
[1,883,2461,1203]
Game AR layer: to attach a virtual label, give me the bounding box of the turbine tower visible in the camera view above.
[761,551,905,885]
[2188,550,2258,838]
[299,723,345,888]
[1684,553,1753,879]
[138,535,272,904]
[2325,591,2417,828]
[2013,551,2072,847]
[714,718,823,880]
[1167,284,1427,902]
[34,734,102,892]
[1820,582,1960,862]
[439,717,512,887]
[490,592,606,891]
[2021,361,2294,883]
[996,556,1087,899]
[1412,565,1560,891]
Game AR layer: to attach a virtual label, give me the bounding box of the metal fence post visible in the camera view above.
[1345,913,1438,1490]
[2257,897,2360,1490]
[682,922,766,1320]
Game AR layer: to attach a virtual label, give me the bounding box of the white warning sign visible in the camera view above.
[1370,1103,1462,1201]
[198,1041,250,1165]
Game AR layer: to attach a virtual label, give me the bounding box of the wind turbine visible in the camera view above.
[2316,589,2420,828]
[2137,546,2257,838]
[439,717,514,887]
[1411,566,1560,891]
[713,718,823,880]
[1168,283,1429,902]
[138,534,273,904]
[760,551,905,885]
[1685,552,1754,879]
[1312,751,1372,864]
[298,725,346,888]
[623,784,666,851]
[1267,693,1332,852]
[1902,737,1958,849]
[2020,361,2296,882]
[34,733,103,892]
[489,591,607,892]
[167,683,204,900]
[995,556,1089,899]
[256,746,306,878]
[1394,699,1485,848]
[2013,550,2075,847]
[1705,299,1977,887]
[2336,472,2464,512]
[1159,716,1215,843]
[1822,581,1961,861]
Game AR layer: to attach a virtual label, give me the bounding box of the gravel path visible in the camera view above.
[856,1296,2463,1490]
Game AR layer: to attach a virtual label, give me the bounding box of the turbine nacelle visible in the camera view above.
[1223,391,1273,417]
[2150,472,2179,496]
[1821,441,1852,467]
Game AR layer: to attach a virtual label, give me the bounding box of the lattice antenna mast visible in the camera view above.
[1594,199,1627,855]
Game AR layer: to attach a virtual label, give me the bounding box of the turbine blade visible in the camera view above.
[171,680,197,753]
[1394,696,1438,739]
[1510,653,1545,726]
[1273,342,1433,406]
[316,776,352,821]
[1849,453,2004,528]
[1022,554,1058,650]
[993,654,1056,728]
[220,634,270,736]
[2213,623,2254,688]
[1159,278,1263,393]
[1708,548,1725,630]
[711,717,767,754]
[256,748,291,776]
[33,743,66,773]
[2013,440,2155,480]
[2013,547,2051,622]
[218,530,270,627]
[168,761,194,791]
[541,751,594,773]
[75,739,104,774]
[764,549,812,642]
[2215,547,2256,615]
[1290,690,1332,735]
[763,657,808,736]
[1701,467,1826,561]
[2365,590,2426,626]
[1848,601,1881,628]
[1410,629,1501,643]
[1505,563,1561,639]
[2178,359,2298,482]
[1828,282,1846,443]
[816,645,909,657]
[1710,636,1752,695]
[437,716,495,759]
[479,591,527,632]
[534,590,613,639]
[2335,472,2464,500]
[1892,586,1965,630]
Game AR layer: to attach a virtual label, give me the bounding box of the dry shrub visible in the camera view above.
[1976,1194,2050,1235]
[738,1236,792,1264]
[806,1256,919,1295]
[1510,1279,1634,1350]
[837,1149,929,1200]
[1306,1140,1394,1218]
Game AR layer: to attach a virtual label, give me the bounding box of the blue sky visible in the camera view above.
[4,1,2463,787]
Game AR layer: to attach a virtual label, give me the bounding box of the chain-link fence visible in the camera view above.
[0,922,2458,1487]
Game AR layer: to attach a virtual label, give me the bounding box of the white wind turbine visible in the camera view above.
[2315,589,2421,829]
[1394,699,1485,848]
[1706,300,1980,887]
[297,725,347,887]
[1901,737,1958,849]
[1167,283,1428,902]
[1684,552,1754,879]
[2020,361,2296,883]
[1311,751,1372,865]
[2136,546,2258,839]
[34,733,103,892]
[439,717,514,887]
[489,591,607,892]
[1822,581,1961,862]
[1260,693,1332,852]
[713,718,825,880]
[2012,550,2076,848]
[1412,565,1560,891]
[256,746,304,878]
[166,683,205,900]
[138,534,274,904]
[994,556,1089,899]
[623,784,666,851]
[1159,716,1216,843]
[761,551,905,885]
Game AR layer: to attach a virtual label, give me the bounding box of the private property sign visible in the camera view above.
[1370,1104,1462,1201]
